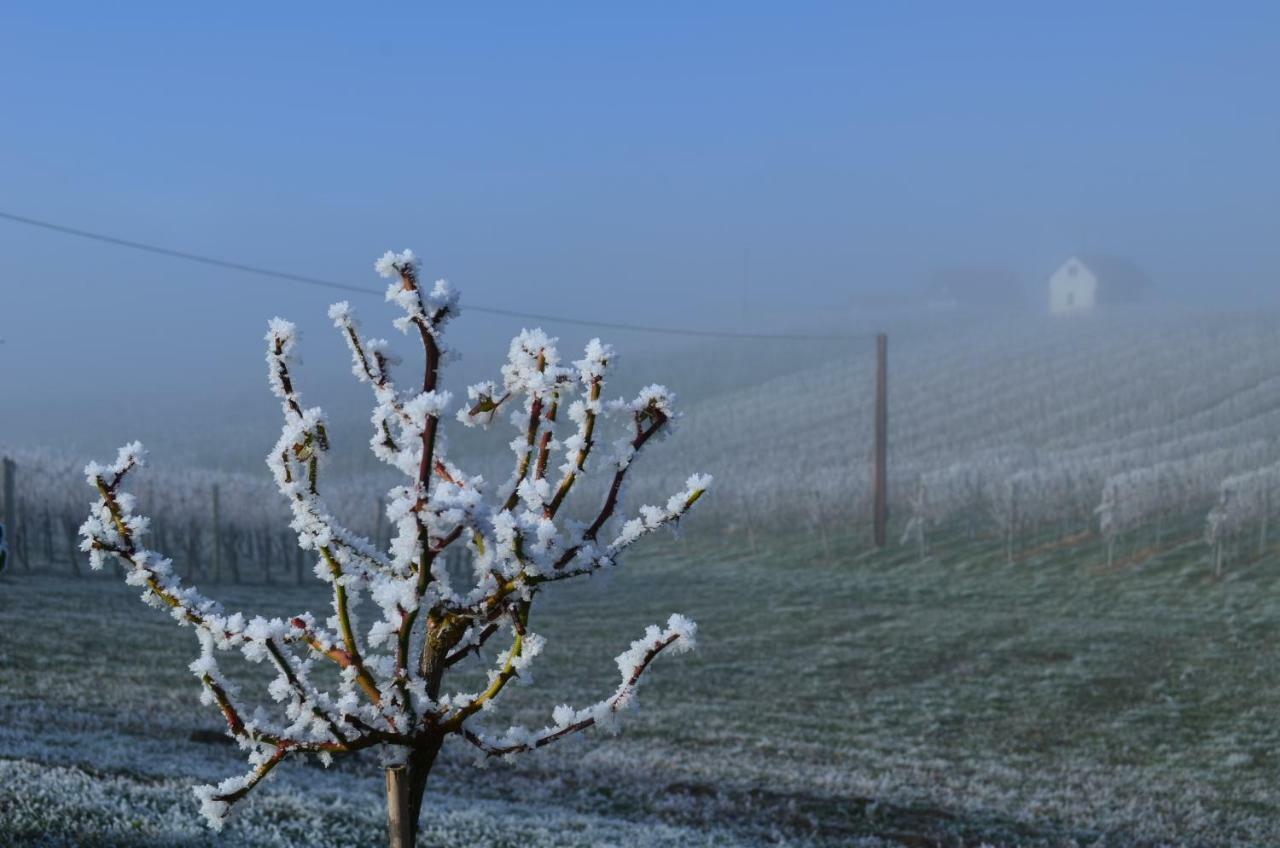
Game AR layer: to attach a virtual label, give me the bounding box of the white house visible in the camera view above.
[1048,255,1148,315]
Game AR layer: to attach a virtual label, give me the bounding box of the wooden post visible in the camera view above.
[43,509,54,567]
[1006,477,1018,564]
[64,518,81,576]
[186,520,201,580]
[17,502,31,571]
[872,334,888,548]
[261,529,273,585]
[227,527,241,584]
[211,485,222,583]
[2,458,16,565]
[1,458,24,571]
[386,766,412,848]
[1261,482,1271,556]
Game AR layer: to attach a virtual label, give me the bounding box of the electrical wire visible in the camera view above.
[0,210,861,342]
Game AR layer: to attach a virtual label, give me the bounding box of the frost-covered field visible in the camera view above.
[3,528,1279,847]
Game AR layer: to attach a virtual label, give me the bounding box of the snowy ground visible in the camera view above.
[2,528,1279,847]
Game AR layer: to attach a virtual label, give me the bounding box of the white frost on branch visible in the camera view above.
[374,249,419,280]
[463,613,697,757]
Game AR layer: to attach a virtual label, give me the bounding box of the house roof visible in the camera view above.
[1071,254,1150,301]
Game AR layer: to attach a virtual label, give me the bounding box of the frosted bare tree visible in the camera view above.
[80,250,710,846]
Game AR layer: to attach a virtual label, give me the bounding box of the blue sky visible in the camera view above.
[1,3,1278,449]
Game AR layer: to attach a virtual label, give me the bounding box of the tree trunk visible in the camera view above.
[386,766,412,848]
[390,623,456,846]
[387,739,442,847]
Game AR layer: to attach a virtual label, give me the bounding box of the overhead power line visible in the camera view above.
[0,210,858,342]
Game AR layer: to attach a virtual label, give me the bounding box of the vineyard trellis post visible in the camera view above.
[1261,480,1271,557]
[293,538,305,585]
[261,529,273,585]
[2,457,19,569]
[64,517,80,576]
[43,509,54,567]
[873,333,889,548]
[186,520,201,581]
[211,484,222,583]
[1006,477,1017,564]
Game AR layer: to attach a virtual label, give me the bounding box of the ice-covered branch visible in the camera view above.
[546,339,611,517]
[80,452,406,812]
[460,614,696,758]
[262,319,393,720]
[558,384,678,565]
[539,474,711,584]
